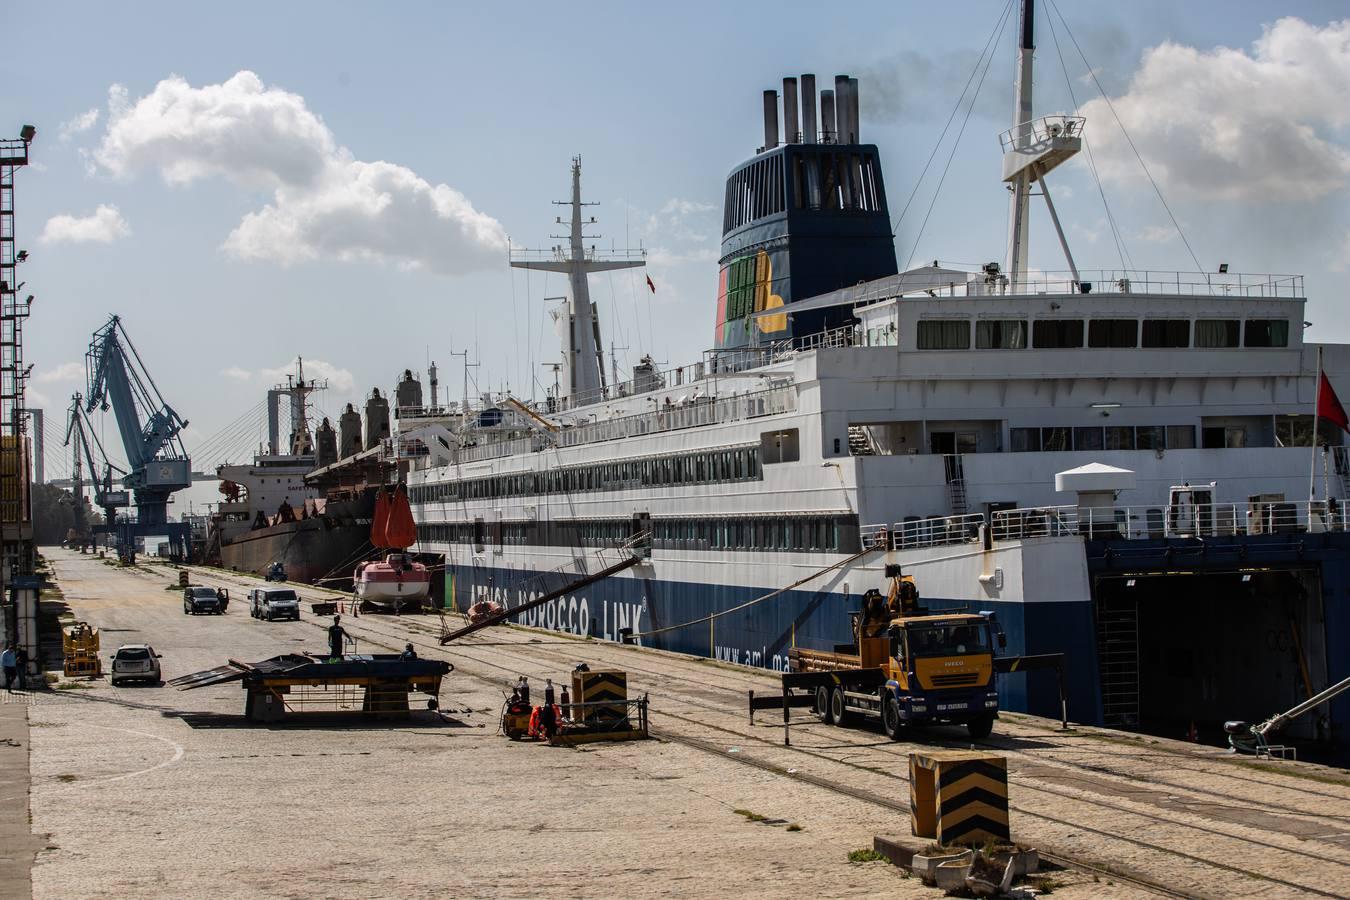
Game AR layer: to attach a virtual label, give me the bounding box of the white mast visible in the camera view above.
[511,157,645,403]
[1004,0,1036,288]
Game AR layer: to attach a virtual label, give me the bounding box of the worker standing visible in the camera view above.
[516,675,530,705]
[328,615,348,659]
[1,644,15,693]
[539,678,558,738]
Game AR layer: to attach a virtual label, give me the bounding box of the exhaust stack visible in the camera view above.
[783,77,799,143]
[821,89,836,144]
[763,90,779,150]
[834,75,852,144]
[801,74,818,143]
[849,76,860,144]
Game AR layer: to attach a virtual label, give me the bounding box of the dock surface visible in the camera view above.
[14,548,1350,898]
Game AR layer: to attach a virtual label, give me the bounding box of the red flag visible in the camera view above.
[646,274,656,294]
[1318,372,1350,434]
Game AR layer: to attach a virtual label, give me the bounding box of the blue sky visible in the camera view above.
[6,0,1350,509]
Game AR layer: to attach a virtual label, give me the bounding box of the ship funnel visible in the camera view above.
[783,78,799,143]
[395,368,423,418]
[364,388,390,450]
[338,403,362,459]
[315,417,338,469]
[762,89,779,151]
[801,74,818,143]
[820,89,836,144]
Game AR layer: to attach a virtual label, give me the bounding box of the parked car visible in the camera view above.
[183,585,227,615]
[265,562,287,582]
[110,644,162,686]
[250,587,301,621]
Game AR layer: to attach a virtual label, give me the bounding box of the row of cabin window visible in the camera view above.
[409,446,762,504]
[1012,425,1197,452]
[415,515,849,553]
[916,318,1290,350]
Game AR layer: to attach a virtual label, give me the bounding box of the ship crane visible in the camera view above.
[83,314,193,560]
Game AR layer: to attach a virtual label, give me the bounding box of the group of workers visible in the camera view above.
[325,615,418,661]
[509,674,570,738]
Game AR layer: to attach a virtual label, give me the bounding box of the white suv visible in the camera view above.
[110,644,162,686]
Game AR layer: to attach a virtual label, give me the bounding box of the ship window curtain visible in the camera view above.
[976,320,1027,349]
[917,320,971,350]
[1195,319,1239,348]
[1244,319,1289,348]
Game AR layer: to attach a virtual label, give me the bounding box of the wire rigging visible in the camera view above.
[1047,0,1204,273]
[904,0,1014,271]
[891,0,1015,240]
[1043,5,1133,272]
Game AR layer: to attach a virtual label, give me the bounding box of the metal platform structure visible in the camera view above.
[171,653,453,723]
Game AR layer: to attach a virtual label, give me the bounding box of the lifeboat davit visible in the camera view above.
[355,484,430,611]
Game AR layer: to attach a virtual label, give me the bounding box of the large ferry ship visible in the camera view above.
[399,1,1350,756]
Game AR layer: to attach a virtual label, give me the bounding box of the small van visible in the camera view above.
[249,587,301,621]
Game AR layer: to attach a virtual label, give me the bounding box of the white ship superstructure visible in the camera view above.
[400,1,1350,756]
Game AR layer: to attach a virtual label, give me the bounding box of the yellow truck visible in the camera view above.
[786,574,1004,739]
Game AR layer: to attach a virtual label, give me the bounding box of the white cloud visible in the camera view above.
[1081,18,1350,201]
[39,205,131,244]
[34,361,85,384]
[219,366,252,381]
[59,108,100,141]
[92,71,506,274]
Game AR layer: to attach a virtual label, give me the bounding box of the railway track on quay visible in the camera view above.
[179,564,1350,898]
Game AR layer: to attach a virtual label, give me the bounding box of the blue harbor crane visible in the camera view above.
[62,391,128,541]
[83,315,192,561]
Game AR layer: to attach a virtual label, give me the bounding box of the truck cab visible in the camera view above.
[881,614,1000,736]
[249,587,301,622]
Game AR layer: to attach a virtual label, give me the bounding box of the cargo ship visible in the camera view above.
[209,365,396,586]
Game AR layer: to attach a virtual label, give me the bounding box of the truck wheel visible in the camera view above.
[815,686,832,724]
[967,715,994,739]
[883,696,904,741]
[830,686,852,727]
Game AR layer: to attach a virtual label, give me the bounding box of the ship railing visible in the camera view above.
[789,324,859,353]
[994,269,1304,299]
[556,385,797,448]
[990,501,1346,541]
[998,115,1085,153]
[860,513,987,552]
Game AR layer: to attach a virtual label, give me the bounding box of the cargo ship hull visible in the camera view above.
[218,491,376,588]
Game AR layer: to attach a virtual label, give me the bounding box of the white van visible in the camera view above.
[249,587,301,622]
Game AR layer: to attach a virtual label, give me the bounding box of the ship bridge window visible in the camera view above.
[1245,319,1289,348]
[761,428,800,464]
[1142,320,1190,348]
[1010,428,1040,452]
[1195,319,1240,348]
[1032,320,1084,349]
[917,320,970,350]
[1105,427,1135,450]
[1088,319,1137,348]
[976,320,1027,349]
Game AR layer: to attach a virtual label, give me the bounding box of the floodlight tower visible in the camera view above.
[0,125,35,582]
